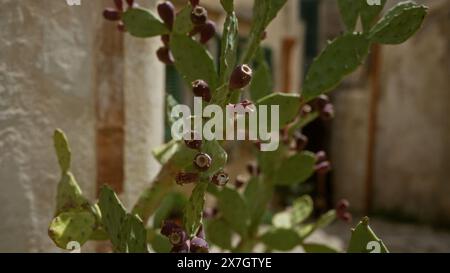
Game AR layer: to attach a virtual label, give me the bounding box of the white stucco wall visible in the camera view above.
[0,0,165,252]
[0,0,101,252]
[123,16,165,207]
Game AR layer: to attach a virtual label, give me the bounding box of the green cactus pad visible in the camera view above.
[173,5,194,35]
[98,186,128,251]
[153,192,187,229]
[261,228,301,251]
[55,172,92,215]
[369,2,427,44]
[338,0,387,32]
[243,0,287,62]
[148,229,172,253]
[274,151,316,186]
[348,217,389,253]
[119,214,148,253]
[291,195,314,224]
[302,33,371,101]
[218,11,238,86]
[218,187,250,237]
[48,211,96,249]
[122,7,169,38]
[257,93,301,128]
[244,177,273,231]
[205,218,233,250]
[250,49,273,102]
[170,34,218,90]
[53,129,71,173]
[337,0,360,32]
[183,181,209,237]
[360,0,387,32]
[221,0,234,13]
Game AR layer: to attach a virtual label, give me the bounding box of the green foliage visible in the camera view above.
[338,0,387,32]
[257,93,301,128]
[274,152,316,186]
[122,8,169,38]
[183,181,209,237]
[173,6,194,35]
[218,187,250,237]
[153,192,187,229]
[369,2,427,44]
[261,228,301,251]
[54,129,71,173]
[218,12,239,86]
[48,211,96,249]
[250,49,273,102]
[291,195,314,225]
[170,34,218,89]
[302,33,371,101]
[243,0,287,62]
[348,217,389,253]
[99,186,148,253]
[148,229,172,253]
[205,218,233,250]
[49,0,428,253]
[220,0,234,13]
[244,177,273,229]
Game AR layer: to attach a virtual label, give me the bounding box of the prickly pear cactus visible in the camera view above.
[348,217,389,253]
[48,0,428,253]
[99,186,148,253]
[49,130,100,249]
[369,1,427,44]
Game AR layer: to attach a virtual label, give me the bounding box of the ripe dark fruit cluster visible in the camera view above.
[194,153,212,171]
[161,221,191,253]
[175,172,199,185]
[229,64,253,90]
[157,1,175,30]
[161,221,209,253]
[199,20,216,44]
[191,6,208,26]
[211,170,229,186]
[192,80,212,102]
[157,46,174,65]
[335,199,352,223]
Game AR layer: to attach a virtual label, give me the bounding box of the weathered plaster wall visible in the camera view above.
[330,0,450,224]
[123,20,165,207]
[0,0,165,252]
[374,3,450,224]
[0,0,101,252]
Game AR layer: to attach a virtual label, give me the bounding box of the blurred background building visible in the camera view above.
[0,0,448,252]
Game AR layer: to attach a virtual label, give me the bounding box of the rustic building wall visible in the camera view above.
[374,1,450,224]
[0,0,164,252]
[329,0,450,224]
